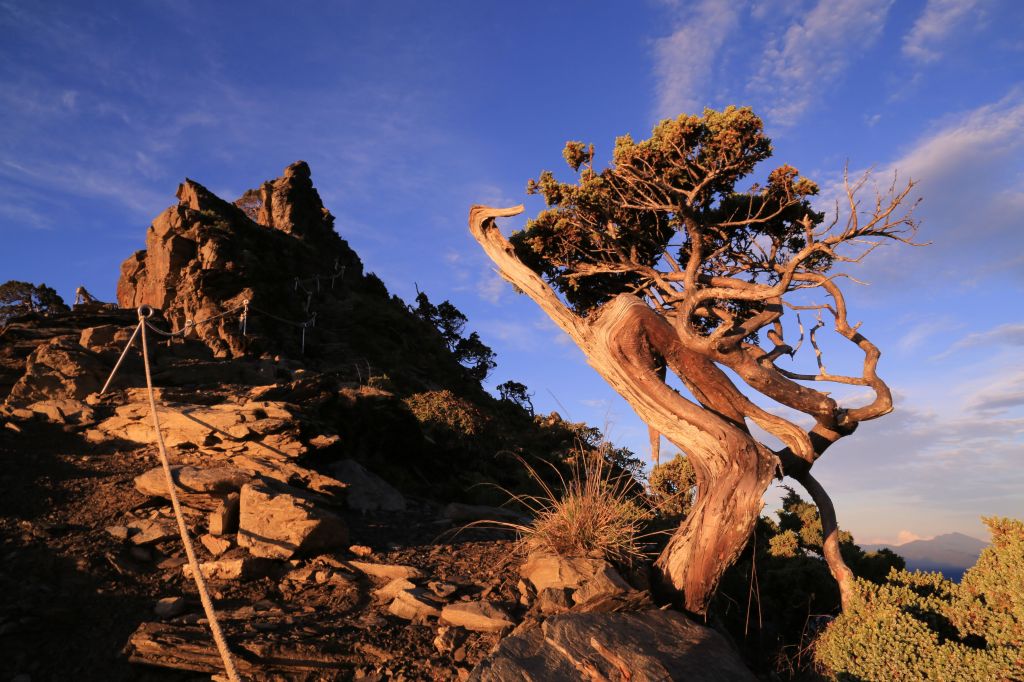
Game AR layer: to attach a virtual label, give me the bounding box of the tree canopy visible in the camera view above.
[470,106,919,613]
[0,280,69,325]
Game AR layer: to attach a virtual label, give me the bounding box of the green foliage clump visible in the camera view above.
[710,488,905,676]
[774,486,905,583]
[648,453,696,522]
[0,280,69,324]
[815,517,1024,681]
[513,107,824,314]
[403,389,489,444]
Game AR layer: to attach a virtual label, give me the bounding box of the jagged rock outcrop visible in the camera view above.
[117,161,363,358]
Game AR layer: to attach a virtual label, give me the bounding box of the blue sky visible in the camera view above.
[2,0,1021,545]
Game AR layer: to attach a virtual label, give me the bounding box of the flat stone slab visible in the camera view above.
[440,601,515,633]
[348,560,423,580]
[470,610,757,681]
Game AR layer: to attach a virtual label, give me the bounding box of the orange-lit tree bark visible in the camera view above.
[468,108,919,615]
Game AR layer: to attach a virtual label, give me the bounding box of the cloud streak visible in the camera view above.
[935,323,1024,359]
[652,0,744,120]
[902,0,983,63]
[749,0,893,125]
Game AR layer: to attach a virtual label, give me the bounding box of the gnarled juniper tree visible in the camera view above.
[469,107,919,614]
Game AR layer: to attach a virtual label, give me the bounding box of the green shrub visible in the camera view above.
[404,389,489,442]
[814,517,1024,681]
[648,453,696,522]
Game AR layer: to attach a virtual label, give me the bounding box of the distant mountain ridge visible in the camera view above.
[863,532,988,581]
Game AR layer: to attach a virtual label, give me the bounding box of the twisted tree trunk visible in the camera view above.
[469,205,777,613]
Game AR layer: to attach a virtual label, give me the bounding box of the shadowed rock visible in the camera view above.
[470,610,756,681]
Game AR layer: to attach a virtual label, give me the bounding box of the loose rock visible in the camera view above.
[348,560,423,581]
[237,482,348,559]
[199,534,231,556]
[440,601,515,633]
[154,596,187,619]
[208,493,240,536]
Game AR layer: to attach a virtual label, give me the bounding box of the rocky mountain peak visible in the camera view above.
[117,162,363,358]
[235,160,335,240]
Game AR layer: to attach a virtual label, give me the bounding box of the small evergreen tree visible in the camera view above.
[497,380,534,415]
[0,280,69,324]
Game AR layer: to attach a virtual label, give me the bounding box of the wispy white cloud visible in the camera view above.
[935,323,1024,359]
[814,89,1024,290]
[898,317,955,353]
[895,529,933,544]
[749,0,893,125]
[652,0,745,119]
[475,272,508,305]
[887,89,1024,183]
[902,0,984,63]
[0,157,168,217]
[816,396,1024,540]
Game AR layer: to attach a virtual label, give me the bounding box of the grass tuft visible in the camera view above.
[493,452,655,566]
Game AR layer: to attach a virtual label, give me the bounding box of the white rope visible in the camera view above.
[99,320,142,394]
[136,306,242,682]
[144,304,246,338]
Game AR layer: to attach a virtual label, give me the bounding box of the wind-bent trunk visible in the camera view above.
[469,205,777,614]
[795,471,854,609]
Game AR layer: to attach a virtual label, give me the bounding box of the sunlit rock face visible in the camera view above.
[117,161,363,357]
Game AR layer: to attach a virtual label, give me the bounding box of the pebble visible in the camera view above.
[154,596,187,619]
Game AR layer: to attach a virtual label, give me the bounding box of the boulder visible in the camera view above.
[26,398,93,425]
[520,552,643,612]
[6,336,107,404]
[78,324,121,351]
[440,601,515,633]
[521,552,627,593]
[470,610,757,681]
[237,482,347,559]
[331,459,406,512]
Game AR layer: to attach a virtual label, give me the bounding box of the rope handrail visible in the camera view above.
[143,303,247,338]
[102,306,242,681]
[103,255,343,354]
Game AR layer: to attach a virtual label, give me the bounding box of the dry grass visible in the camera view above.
[494,452,655,566]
